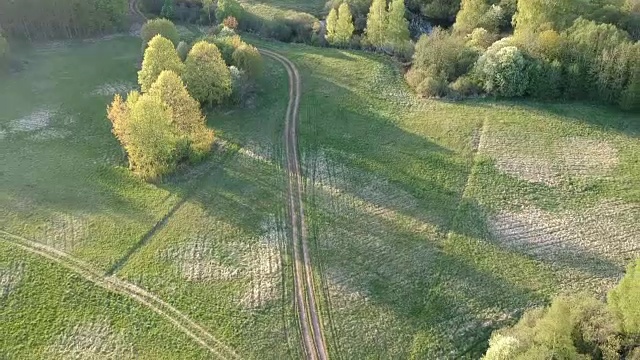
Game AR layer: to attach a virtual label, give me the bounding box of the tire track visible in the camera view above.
[0,230,241,360]
[259,49,329,360]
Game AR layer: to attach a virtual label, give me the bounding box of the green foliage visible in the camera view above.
[148,70,214,161]
[216,0,245,22]
[141,18,180,48]
[0,0,127,40]
[176,41,190,61]
[208,35,243,65]
[483,296,621,359]
[454,0,502,35]
[526,58,562,99]
[609,259,640,336]
[334,2,356,47]
[513,0,582,34]
[466,27,497,50]
[407,28,478,96]
[202,0,215,24]
[183,41,232,107]
[161,0,174,19]
[475,44,529,97]
[387,0,411,47]
[409,0,461,20]
[326,7,339,44]
[138,35,184,93]
[232,43,264,78]
[365,0,388,48]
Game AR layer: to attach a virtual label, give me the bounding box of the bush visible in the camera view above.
[229,65,254,104]
[207,35,243,65]
[183,41,232,106]
[140,18,180,48]
[609,259,640,336]
[475,44,530,97]
[176,41,190,61]
[526,58,562,99]
[138,35,184,92]
[223,16,239,30]
[232,43,264,78]
[466,27,496,50]
[216,0,244,23]
[411,28,478,82]
[448,75,481,97]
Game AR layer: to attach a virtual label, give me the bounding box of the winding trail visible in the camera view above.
[258,49,329,360]
[0,230,241,360]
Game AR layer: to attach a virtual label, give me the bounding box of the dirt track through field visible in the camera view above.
[0,230,241,359]
[259,49,329,360]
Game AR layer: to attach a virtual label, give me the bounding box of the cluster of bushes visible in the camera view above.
[108,19,263,180]
[406,0,640,110]
[484,259,640,359]
[0,0,128,40]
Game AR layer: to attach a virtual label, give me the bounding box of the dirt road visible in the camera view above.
[259,49,329,360]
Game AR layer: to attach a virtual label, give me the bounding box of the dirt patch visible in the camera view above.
[480,133,620,186]
[10,108,56,132]
[490,200,640,268]
[46,320,135,359]
[92,82,137,97]
[0,262,25,298]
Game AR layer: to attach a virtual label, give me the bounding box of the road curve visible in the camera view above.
[258,49,329,360]
[0,230,240,360]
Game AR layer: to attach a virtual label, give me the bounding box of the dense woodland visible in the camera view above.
[0,0,128,40]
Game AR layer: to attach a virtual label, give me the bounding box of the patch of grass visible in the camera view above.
[0,242,210,359]
[248,38,640,358]
[240,0,327,17]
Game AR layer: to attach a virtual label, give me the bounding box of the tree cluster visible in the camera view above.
[364,0,412,56]
[0,0,128,40]
[406,0,640,110]
[484,259,640,359]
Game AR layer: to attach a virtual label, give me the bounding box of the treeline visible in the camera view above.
[406,0,640,110]
[0,0,128,40]
[484,259,640,359]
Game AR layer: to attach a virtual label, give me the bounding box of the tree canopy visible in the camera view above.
[138,35,184,93]
[183,41,232,106]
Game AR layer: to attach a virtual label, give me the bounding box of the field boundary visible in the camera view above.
[0,229,241,360]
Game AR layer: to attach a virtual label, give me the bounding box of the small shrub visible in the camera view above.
[183,41,232,106]
[176,41,190,61]
[448,75,481,97]
[223,16,239,30]
[232,43,264,78]
[412,71,448,97]
[141,18,180,48]
[229,65,254,104]
[138,35,184,92]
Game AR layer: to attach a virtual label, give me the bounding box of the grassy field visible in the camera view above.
[1,27,639,358]
[249,38,640,358]
[0,34,298,358]
[239,0,327,18]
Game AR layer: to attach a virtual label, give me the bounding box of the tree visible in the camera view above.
[326,6,339,44]
[334,2,355,46]
[140,18,180,48]
[475,44,530,97]
[161,0,174,19]
[454,0,489,35]
[148,70,214,159]
[138,35,184,92]
[609,259,640,335]
[216,0,244,23]
[202,0,214,24]
[513,0,582,34]
[183,41,232,106]
[223,16,239,30]
[232,43,264,78]
[386,0,410,47]
[365,0,388,48]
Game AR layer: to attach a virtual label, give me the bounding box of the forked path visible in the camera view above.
[259,49,329,360]
[0,230,240,360]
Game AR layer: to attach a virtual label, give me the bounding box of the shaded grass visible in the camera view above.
[248,39,640,358]
[239,0,327,18]
[0,242,210,359]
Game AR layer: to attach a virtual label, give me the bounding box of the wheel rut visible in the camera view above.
[259,49,329,360]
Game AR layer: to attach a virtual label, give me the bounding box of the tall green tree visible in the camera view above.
[183,41,232,107]
[334,2,355,46]
[216,0,244,22]
[387,0,410,45]
[609,258,640,335]
[140,18,180,48]
[513,0,582,34]
[453,0,490,35]
[161,0,174,19]
[365,0,388,48]
[326,6,339,44]
[138,35,184,92]
[202,0,214,24]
